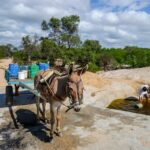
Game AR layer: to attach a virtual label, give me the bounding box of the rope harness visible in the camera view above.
[36,64,87,112]
[37,71,83,112]
[65,78,82,112]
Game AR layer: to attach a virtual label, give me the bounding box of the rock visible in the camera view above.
[134,103,143,109]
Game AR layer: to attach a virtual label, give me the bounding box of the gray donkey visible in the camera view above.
[34,64,88,139]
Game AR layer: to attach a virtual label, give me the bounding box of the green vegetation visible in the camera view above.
[1,15,150,72]
[0,44,13,59]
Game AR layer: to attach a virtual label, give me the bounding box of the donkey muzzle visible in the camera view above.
[74,106,81,112]
[74,102,81,112]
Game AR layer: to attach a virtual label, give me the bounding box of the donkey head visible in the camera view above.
[67,64,88,112]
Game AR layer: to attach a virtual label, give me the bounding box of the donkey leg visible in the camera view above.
[36,96,40,121]
[42,100,47,123]
[55,105,62,136]
[50,102,55,138]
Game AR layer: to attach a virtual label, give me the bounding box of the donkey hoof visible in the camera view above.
[58,132,62,137]
[49,136,54,143]
[54,131,62,137]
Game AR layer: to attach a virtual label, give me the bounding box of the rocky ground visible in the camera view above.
[0,59,150,150]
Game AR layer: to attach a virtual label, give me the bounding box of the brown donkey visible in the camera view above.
[34,64,88,139]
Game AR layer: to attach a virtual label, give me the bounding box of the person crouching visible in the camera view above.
[139,84,150,104]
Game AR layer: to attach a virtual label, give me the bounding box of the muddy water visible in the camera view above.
[108,98,150,116]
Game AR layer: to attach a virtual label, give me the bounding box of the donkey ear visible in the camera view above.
[77,64,88,75]
[82,64,88,74]
[68,64,74,75]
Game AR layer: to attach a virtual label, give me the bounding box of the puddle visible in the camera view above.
[108,98,150,116]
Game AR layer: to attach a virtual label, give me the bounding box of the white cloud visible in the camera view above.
[0,19,18,30]
[119,11,150,26]
[91,10,104,22]
[25,26,42,34]
[13,3,35,15]
[0,31,14,38]
[104,12,119,24]
[79,21,97,32]
[0,0,150,47]
[106,38,118,43]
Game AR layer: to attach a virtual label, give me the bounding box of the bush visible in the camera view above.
[12,51,28,64]
[88,63,100,72]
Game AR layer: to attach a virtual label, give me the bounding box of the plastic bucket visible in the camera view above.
[18,71,25,80]
[23,70,28,78]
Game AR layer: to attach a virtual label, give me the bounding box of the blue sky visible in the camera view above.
[0,0,150,47]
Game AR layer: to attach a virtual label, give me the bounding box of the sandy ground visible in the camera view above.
[0,58,12,87]
[1,59,150,150]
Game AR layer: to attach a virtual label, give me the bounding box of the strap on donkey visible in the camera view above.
[39,70,62,83]
[39,70,62,96]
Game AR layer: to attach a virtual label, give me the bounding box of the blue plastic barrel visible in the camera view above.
[39,63,49,71]
[44,63,49,70]
[8,63,19,77]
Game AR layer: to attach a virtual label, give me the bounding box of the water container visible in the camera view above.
[23,70,28,78]
[39,63,45,70]
[39,63,49,71]
[9,63,19,77]
[44,63,49,70]
[29,64,39,79]
[18,71,25,80]
[19,65,29,71]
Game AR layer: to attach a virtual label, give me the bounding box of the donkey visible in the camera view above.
[34,64,87,139]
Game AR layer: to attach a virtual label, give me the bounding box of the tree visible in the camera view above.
[61,33,80,48]
[49,17,61,45]
[22,35,38,62]
[108,48,125,65]
[83,40,101,52]
[61,15,80,48]
[0,45,12,58]
[41,15,80,48]
[124,46,137,67]
[41,20,49,31]
[99,53,113,71]
[41,17,61,45]
[41,38,60,64]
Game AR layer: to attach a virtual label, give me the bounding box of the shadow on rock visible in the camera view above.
[0,123,24,150]
[16,109,52,143]
[124,96,139,101]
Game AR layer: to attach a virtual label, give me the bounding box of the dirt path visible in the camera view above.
[0,58,12,87]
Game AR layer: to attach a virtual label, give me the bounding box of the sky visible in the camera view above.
[0,0,150,48]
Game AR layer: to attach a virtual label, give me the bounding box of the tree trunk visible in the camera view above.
[28,54,31,63]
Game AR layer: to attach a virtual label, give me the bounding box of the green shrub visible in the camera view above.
[88,63,100,72]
